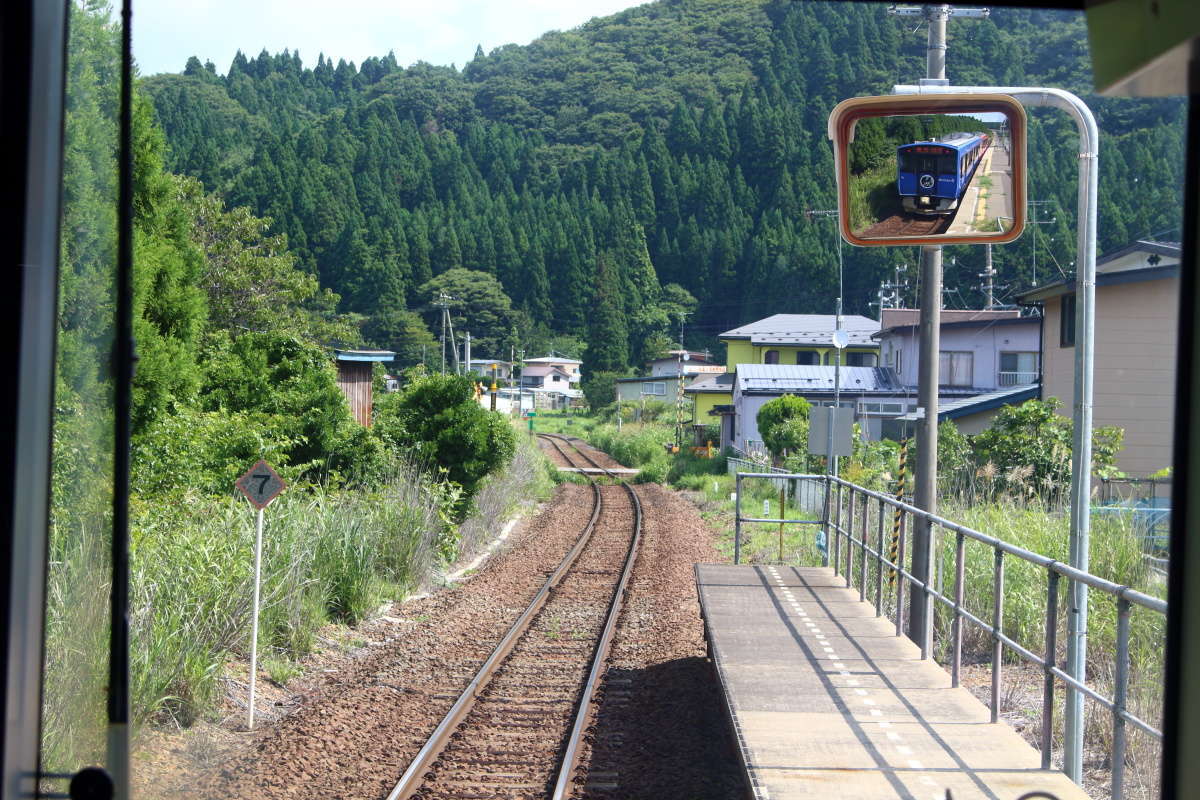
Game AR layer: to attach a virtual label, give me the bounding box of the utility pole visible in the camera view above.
[464,331,471,379]
[887,3,988,653]
[435,293,450,376]
[1028,199,1057,286]
[675,312,688,448]
[805,208,846,479]
[980,244,997,309]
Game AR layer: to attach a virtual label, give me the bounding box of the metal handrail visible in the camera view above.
[731,471,1167,800]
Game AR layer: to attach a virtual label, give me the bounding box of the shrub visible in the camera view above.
[384,374,516,511]
[757,394,811,461]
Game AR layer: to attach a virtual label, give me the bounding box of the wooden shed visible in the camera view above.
[334,350,395,426]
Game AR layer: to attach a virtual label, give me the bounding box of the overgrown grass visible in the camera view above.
[848,157,899,232]
[43,443,547,768]
[587,422,675,482]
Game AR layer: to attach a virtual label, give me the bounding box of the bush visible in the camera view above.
[383,374,516,511]
[757,394,811,461]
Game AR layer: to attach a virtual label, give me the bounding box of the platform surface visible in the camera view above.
[695,564,1091,800]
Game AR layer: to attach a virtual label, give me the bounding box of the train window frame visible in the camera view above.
[827,93,1027,247]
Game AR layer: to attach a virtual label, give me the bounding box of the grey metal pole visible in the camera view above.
[912,244,941,648]
[909,3,949,652]
[891,81,1098,785]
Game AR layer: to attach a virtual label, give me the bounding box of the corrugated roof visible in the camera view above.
[720,314,880,342]
[735,364,903,394]
[684,373,736,393]
[524,355,582,364]
[334,349,395,362]
[895,384,1040,422]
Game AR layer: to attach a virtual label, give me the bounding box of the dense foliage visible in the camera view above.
[144,1,1183,368]
[756,394,811,461]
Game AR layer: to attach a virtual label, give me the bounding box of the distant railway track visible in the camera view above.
[859,208,955,238]
[386,434,642,800]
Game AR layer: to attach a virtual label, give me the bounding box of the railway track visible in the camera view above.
[385,434,641,800]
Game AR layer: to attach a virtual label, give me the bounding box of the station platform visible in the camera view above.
[695,564,1091,800]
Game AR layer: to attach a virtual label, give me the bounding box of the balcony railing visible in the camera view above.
[998,370,1039,386]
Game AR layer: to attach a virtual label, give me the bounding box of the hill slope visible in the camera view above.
[143,0,1185,365]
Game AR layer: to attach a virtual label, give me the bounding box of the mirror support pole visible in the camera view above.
[909,3,950,655]
[894,81,1098,785]
[911,245,940,654]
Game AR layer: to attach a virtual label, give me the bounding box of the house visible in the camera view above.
[644,350,724,378]
[615,351,725,405]
[685,314,882,441]
[875,308,1042,393]
[467,358,512,382]
[885,384,1041,439]
[333,349,395,426]
[730,364,910,454]
[522,355,582,386]
[520,364,574,390]
[1017,239,1181,478]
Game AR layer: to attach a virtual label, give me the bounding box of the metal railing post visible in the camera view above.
[734,474,742,565]
[845,485,856,588]
[875,498,886,617]
[1042,572,1061,770]
[896,509,907,638]
[952,532,966,688]
[833,480,843,575]
[1112,598,1132,799]
[821,475,832,567]
[860,492,869,602]
[991,549,1006,722]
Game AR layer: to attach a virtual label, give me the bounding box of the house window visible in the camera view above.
[846,352,877,367]
[894,349,902,375]
[938,351,974,387]
[999,352,1039,386]
[764,349,780,364]
[641,382,667,396]
[1060,294,1076,347]
[795,351,818,365]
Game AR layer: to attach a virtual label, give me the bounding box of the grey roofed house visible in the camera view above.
[720,313,880,347]
[734,364,904,394]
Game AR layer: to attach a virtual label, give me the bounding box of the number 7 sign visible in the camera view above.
[235,460,285,509]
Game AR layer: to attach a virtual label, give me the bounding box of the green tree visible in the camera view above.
[419,268,519,360]
[385,374,515,510]
[756,394,811,461]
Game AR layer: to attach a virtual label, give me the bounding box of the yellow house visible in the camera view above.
[685,313,881,441]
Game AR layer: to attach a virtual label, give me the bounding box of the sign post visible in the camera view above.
[234,459,286,731]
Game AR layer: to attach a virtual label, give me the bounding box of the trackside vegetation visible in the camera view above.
[46,4,530,774]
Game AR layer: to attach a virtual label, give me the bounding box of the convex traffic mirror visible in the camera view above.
[828,93,1027,247]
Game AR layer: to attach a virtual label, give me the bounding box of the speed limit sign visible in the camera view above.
[235,460,285,509]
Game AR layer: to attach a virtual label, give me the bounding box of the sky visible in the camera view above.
[134,0,642,77]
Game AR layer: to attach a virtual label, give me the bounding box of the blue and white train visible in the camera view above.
[896,132,990,215]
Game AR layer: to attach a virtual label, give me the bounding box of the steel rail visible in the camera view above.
[387,434,641,800]
[385,435,603,800]
[543,434,644,800]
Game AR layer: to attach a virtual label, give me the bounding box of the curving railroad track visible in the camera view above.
[385,434,642,800]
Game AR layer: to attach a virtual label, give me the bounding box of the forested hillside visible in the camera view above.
[144,0,1185,371]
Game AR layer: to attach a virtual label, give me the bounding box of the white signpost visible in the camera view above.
[235,459,286,731]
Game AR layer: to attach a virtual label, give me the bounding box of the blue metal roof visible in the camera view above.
[896,384,1040,423]
[335,349,396,362]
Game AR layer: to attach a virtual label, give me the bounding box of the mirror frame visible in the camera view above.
[828,93,1028,247]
